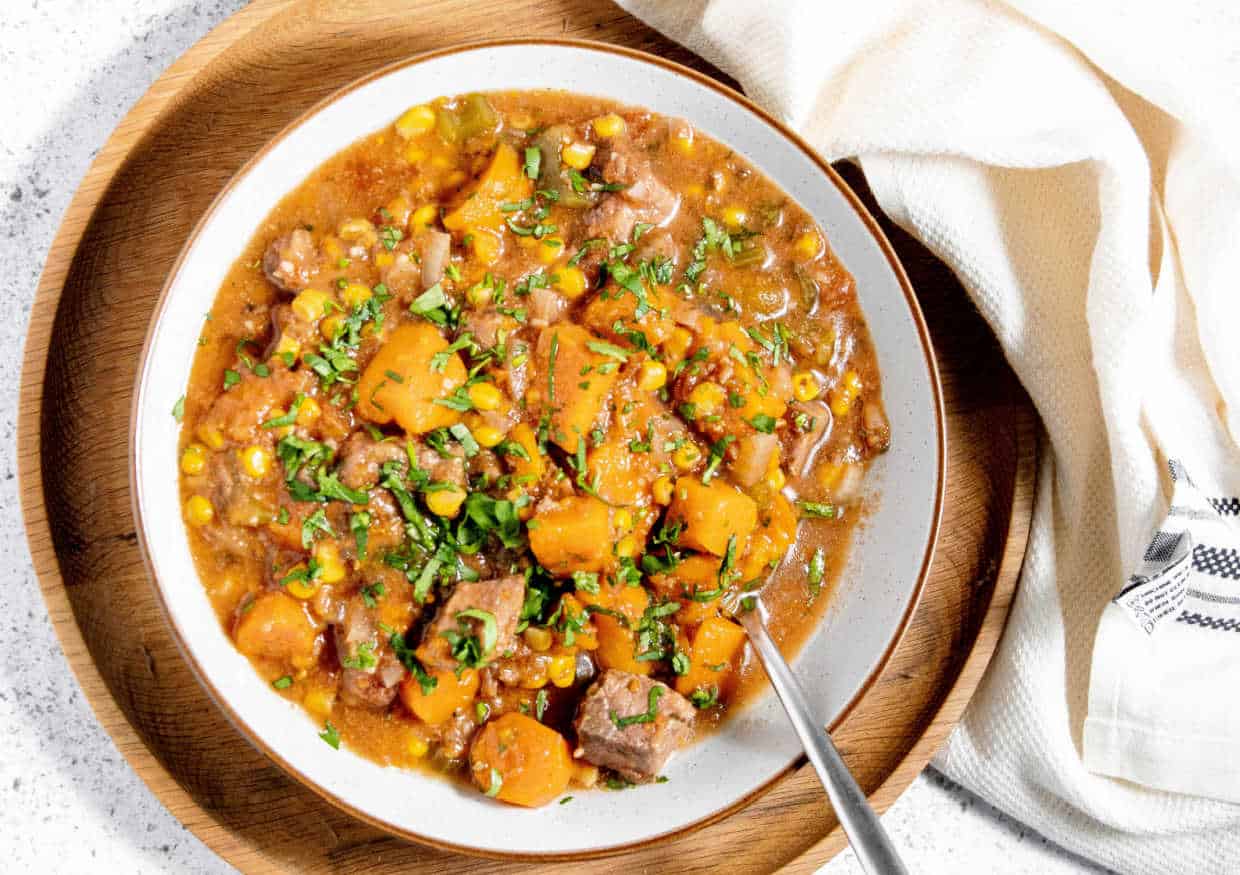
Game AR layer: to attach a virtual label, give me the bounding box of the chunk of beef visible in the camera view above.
[419,575,526,672]
[262,228,319,293]
[414,441,466,489]
[336,433,407,490]
[334,596,405,709]
[529,286,568,328]
[574,670,695,782]
[581,139,680,244]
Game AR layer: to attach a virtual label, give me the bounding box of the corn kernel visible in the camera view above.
[766,466,786,491]
[722,206,748,229]
[613,508,633,532]
[562,142,596,170]
[637,360,667,392]
[467,382,502,411]
[684,182,705,199]
[180,443,207,476]
[374,251,395,269]
[672,129,695,155]
[829,370,862,417]
[520,668,549,689]
[792,371,821,402]
[320,313,344,341]
[548,653,576,688]
[794,231,823,260]
[553,266,587,299]
[292,288,332,322]
[196,424,225,450]
[406,733,430,759]
[430,154,454,171]
[341,283,372,309]
[297,396,322,426]
[524,626,552,652]
[473,424,504,448]
[673,443,702,471]
[238,446,272,479]
[338,217,375,240]
[410,204,437,229]
[663,327,694,362]
[592,113,626,138]
[185,494,214,527]
[688,381,726,415]
[653,475,675,505]
[403,145,427,164]
[274,334,301,359]
[302,687,335,719]
[395,104,436,138]
[426,486,466,518]
[285,566,319,600]
[616,535,638,558]
[471,229,502,266]
[314,542,346,584]
[537,238,565,264]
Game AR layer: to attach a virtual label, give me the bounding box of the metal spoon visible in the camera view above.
[735,597,910,875]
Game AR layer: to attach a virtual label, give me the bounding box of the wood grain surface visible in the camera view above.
[17,0,1037,871]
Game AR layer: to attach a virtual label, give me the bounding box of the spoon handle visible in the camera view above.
[738,603,909,875]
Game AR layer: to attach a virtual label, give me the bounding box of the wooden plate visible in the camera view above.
[17,0,1036,871]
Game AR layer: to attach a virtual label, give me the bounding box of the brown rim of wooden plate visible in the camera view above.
[126,36,945,861]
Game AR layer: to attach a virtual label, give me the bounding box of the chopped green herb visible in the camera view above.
[172,395,185,422]
[272,675,293,690]
[319,721,341,749]
[797,501,836,519]
[610,684,665,729]
[808,547,826,600]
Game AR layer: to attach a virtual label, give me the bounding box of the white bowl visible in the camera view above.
[132,39,944,858]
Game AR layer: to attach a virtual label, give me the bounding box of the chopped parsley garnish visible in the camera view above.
[689,686,719,709]
[702,435,735,484]
[571,570,600,595]
[319,721,341,749]
[172,395,185,422]
[390,630,436,694]
[271,675,293,690]
[523,146,541,180]
[797,501,837,519]
[808,547,826,600]
[222,369,241,390]
[484,767,503,798]
[441,608,498,669]
[586,339,630,361]
[535,689,549,721]
[360,580,385,608]
[261,393,304,429]
[300,507,335,548]
[747,413,778,434]
[340,641,378,670]
[350,511,371,561]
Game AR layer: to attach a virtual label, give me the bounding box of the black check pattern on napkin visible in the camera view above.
[1176,610,1240,633]
[1193,545,1240,580]
[1209,497,1240,516]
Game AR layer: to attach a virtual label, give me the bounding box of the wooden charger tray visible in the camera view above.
[17,0,1036,871]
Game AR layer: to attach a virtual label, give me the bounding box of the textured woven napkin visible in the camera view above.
[615,1,1240,872]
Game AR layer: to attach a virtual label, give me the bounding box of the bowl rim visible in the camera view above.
[129,36,945,860]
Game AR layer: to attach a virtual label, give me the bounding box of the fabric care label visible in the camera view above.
[1114,531,1191,634]
[1113,460,1240,636]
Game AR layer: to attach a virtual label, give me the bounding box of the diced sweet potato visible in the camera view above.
[739,492,798,579]
[580,583,650,675]
[668,477,758,556]
[357,323,466,434]
[649,553,723,629]
[469,712,573,807]
[527,495,612,574]
[504,422,545,485]
[582,283,674,349]
[443,143,533,233]
[234,592,320,669]
[675,616,747,700]
[533,324,620,453]
[400,667,479,725]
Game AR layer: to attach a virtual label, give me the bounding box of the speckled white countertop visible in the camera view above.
[0,2,1111,872]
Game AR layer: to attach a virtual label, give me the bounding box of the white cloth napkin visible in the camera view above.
[615,1,1240,872]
